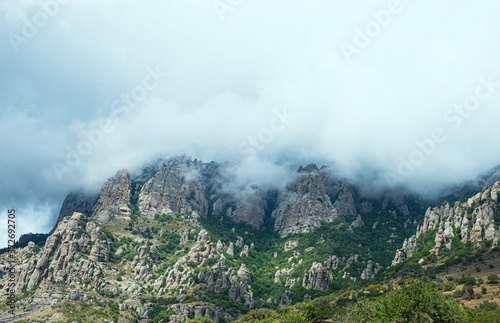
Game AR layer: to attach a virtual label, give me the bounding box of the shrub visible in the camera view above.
[186,316,214,323]
[236,308,279,322]
[444,282,456,291]
[457,276,476,286]
[487,274,499,284]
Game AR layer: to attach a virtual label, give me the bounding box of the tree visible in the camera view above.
[377,281,468,323]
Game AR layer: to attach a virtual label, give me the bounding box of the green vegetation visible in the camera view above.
[211,281,484,323]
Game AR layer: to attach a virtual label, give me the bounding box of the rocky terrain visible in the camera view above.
[1,156,499,322]
[392,181,500,266]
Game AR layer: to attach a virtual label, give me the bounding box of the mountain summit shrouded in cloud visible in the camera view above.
[1,0,500,242]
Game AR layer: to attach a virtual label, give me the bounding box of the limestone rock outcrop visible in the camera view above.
[237,264,251,284]
[324,255,341,270]
[225,183,268,229]
[92,169,132,224]
[284,240,299,252]
[138,158,210,218]
[8,213,106,299]
[50,191,98,234]
[360,261,383,279]
[351,215,365,228]
[302,262,332,291]
[392,181,500,266]
[392,236,417,266]
[272,164,358,237]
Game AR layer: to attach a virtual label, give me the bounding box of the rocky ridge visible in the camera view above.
[392,181,500,266]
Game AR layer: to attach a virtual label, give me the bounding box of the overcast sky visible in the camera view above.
[1,0,500,245]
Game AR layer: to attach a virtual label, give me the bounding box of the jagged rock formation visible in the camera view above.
[391,236,417,266]
[131,157,271,229]
[92,169,132,224]
[180,229,190,245]
[272,164,359,237]
[392,181,500,266]
[360,261,383,279]
[302,262,332,291]
[324,255,341,269]
[284,240,299,251]
[343,254,359,271]
[226,242,235,257]
[8,156,498,321]
[237,264,251,284]
[138,158,211,218]
[279,290,292,307]
[351,215,365,228]
[240,245,249,258]
[50,191,98,233]
[275,268,294,282]
[13,213,107,296]
[225,183,268,228]
[150,229,255,310]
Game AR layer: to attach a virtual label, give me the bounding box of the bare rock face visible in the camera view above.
[360,261,383,280]
[89,239,110,262]
[392,181,500,266]
[10,213,106,297]
[237,264,251,284]
[88,156,275,229]
[279,290,292,307]
[272,164,358,237]
[284,240,299,252]
[275,268,295,283]
[343,254,359,271]
[180,230,190,245]
[391,236,417,266]
[153,232,255,311]
[50,191,98,234]
[226,243,235,257]
[351,215,365,228]
[324,255,340,270]
[168,303,232,323]
[206,268,254,309]
[240,245,249,258]
[92,169,132,224]
[235,236,244,247]
[226,184,267,228]
[302,262,332,291]
[138,157,210,218]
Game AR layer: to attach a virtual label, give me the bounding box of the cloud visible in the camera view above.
[1,0,500,245]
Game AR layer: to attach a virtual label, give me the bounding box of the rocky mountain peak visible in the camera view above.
[272,165,360,237]
[297,163,320,173]
[92,169,132,224]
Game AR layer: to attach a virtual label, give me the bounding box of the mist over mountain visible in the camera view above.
[1,0,500,250]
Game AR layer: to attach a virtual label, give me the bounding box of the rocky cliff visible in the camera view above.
[272,164,358,237]
[7,156,490,322]
[92,169,132,224]
[392,181,500,266]
[53,157,419,239]
[50,191,98,234]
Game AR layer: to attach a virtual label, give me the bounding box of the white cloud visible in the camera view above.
[1,0,500,246]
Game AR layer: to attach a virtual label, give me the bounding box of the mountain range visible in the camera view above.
[1,156,499,322]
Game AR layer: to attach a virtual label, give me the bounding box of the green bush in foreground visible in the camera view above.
[377,281,468,322]
[339,281,468,323]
